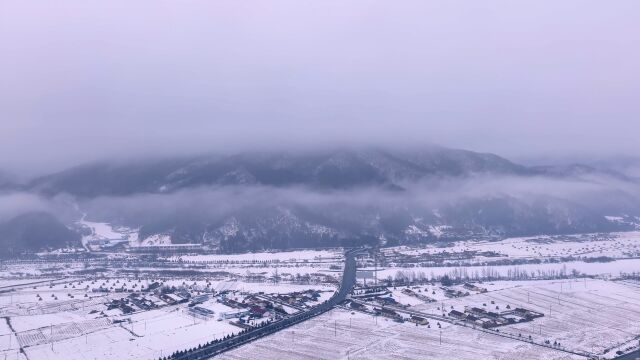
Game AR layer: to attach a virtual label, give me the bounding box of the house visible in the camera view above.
[467,307,487,316]
[463,283,488,293]
[145,282,161,292]
[409,315,429,325]
[512,307,544,320]
[176,290,191,300]
[160,293,185,305]
[189,294,210,306]
[375,308,401,320]
[448,310,466,319]
[218,310,250,320]
[465,315,478,322]
[249,306,267,317]
[375,297,398,306]
[189,306,215,319]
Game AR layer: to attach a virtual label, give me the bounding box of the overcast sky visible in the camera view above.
[1,0,639,173]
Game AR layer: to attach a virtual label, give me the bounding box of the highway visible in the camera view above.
[168,248,360,360]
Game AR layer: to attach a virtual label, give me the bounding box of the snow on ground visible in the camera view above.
[0,279,58,289]
[372,258,640,282]
[18,290,311,360]
[0,277,338,360]
[166,250,342,263]
[218,309,582,360]
[429,225,451,238]
[138,234,172,246]
[386,231,640,260]
[0,317,20,355]
[77,218,139,247]
[402,279,640,357]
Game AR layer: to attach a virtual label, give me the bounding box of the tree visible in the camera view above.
[440,275,453,287]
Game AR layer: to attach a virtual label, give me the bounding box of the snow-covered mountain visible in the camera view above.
[2,146,640,253]
[28,146,529,196]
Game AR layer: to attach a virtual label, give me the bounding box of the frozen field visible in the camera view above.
[3,236,640,360]
[218,309,583,360]
[0,276,337,360]
[403,279,640,358]
[372,258,640,282]
[386,231,640,260]
[166,250,342,263]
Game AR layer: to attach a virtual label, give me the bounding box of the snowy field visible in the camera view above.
[399,279,640,358]
[3,232,640,360]
[218,308,583,360]
[370,258,640,283]
[386,231,640,260]
[166,250,342,263]
[218,279,640,360]
[0,280,336,360]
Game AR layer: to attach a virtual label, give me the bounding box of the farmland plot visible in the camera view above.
[218,309,582,360]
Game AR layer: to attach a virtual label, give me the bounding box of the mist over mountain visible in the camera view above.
[1,145,638,254]
[0,212,80,257]
[28,146,529,196]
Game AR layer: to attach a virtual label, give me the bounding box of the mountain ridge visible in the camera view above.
[2,146,639,254]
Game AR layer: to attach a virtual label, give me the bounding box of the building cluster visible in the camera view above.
[462,282,488,293]
[448,306,544,328]
[273,289,322,308]
[379,249,503,268]
[443,287,470,298]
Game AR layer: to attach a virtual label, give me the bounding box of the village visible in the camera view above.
[3,234,640,359]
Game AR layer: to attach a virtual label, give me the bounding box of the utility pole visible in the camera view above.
[439,330,442,345]
[334,320,337,337]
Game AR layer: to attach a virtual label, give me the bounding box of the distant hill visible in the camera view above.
[28,146,530,197]
[0,212,80,257]
[2,146,639,253]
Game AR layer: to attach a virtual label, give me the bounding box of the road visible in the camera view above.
[614,349,640,360]
[168,248,360,360]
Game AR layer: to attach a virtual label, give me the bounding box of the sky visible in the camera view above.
[1,0,639,174]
